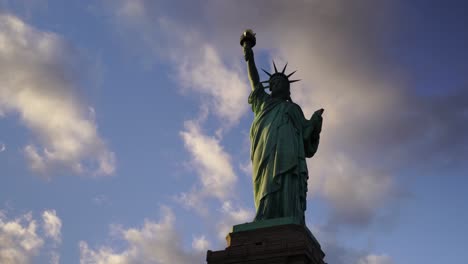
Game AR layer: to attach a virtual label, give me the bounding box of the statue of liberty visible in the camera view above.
[241,30,324,225]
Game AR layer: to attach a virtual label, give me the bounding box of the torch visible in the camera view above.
[240,29,256,49]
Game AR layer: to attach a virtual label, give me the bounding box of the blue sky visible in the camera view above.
[0,1,467,263]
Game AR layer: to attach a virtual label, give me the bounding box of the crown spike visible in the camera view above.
[261,68,272,77]
[289,79,301,83]
[287,70,297,78]
[282,63,288,74]
[273,60,278,73]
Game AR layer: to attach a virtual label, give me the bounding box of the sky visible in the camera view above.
[0,0,467,263]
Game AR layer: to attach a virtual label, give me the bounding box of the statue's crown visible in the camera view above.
[261,61,300,90]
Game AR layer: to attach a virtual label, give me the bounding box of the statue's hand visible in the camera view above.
[310,108,324,134]
[312,108,324,118]
[304,108,324,140]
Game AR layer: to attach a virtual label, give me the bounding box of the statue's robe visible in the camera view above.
[249,84,320,224]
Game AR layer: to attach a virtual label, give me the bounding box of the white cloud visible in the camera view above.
[50,252,60,264]
[0,210,62,264]
[176,187,209,216]
[79,243,127,264]
[191,235,210,252]
[0,13,115,177]
[79,206,203,264]
[109,0,250,127]
[41,210,62,244]
[220,201,253,225]
[176,43,249,126]
[358,254,395,264]
[115,0,145,19]
[308,154,394,229]
[92,195,110,206]
[108,5,256,246]
[239,160,252,177]
[179,120,237,203]
[0,212,43,263]
[216,201,253,240]
[106,2,254,231]
[0,142,5,152]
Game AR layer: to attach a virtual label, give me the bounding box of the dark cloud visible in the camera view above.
[313,226,395,264]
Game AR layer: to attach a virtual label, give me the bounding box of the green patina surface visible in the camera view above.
[232,216,300,232]
[240,29,324,226]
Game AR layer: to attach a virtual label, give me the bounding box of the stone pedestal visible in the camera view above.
[206,219,326,264]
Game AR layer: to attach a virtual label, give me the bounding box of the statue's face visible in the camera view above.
[270,77,290,99]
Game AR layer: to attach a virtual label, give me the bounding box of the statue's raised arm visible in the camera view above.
[240,29,260,90]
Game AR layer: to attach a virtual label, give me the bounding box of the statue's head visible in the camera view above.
[270,75,290,99]
[262,61,299,100]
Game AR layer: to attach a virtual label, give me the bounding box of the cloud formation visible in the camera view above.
[102,0,468,261]
[358,254,394,264]
[107,0,409,230]
[0,14,115,177]
[179,120,236,202]
[198,0,468,229]
[176,119,256,232]
[0,210,62,264]
[308,154,395,229]
[312,225,395,264]
[110,0,250,127]
[79,206,204,264]
[216,201,253,240]
[42,210,62,244]
[194,0,404,230]
[191,235,210,252]
[108,3,256,246]
[0,212,43,263]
